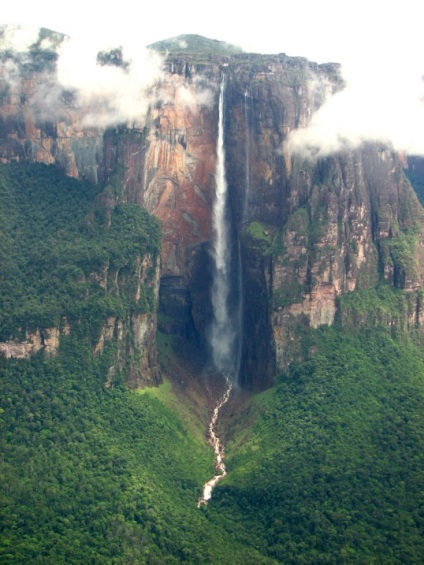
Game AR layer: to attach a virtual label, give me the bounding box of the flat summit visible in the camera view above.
[148,33,243,55]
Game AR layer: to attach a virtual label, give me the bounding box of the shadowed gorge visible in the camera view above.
[1,30,424,563]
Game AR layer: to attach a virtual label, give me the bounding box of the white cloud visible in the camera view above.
[2,1,424,152]
[0,27,166,128]
[55,36,165,127]
[0,24,40,52]
[288,53,424,158]
[173,77,215,110]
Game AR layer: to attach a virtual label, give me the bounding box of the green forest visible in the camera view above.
[1,163,424,563]
[213,326,424,563]
[0,163,161,341]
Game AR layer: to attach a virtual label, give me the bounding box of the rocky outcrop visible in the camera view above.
[0,233,161,389]
[95,254,161,388]
[97,312,161,389]
[261,147,424,369]
[0,327,61,359]
[2,36,424,389]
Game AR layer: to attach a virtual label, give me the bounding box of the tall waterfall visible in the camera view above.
[199,77,242,507]
[209,77,241,377]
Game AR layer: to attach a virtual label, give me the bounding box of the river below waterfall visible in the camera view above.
[197,376,232,507]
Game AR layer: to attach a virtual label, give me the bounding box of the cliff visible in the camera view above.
[2,31,424,389]
[0,161,161,389]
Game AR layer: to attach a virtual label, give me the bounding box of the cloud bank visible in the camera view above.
[288,52,424,158]
[1,25,216,132]
[0,25,166,128]
[3,20,423,158]
[55,36,165,127]
[0,24,40,51]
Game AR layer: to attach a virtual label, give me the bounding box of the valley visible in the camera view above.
[1,29,424,563]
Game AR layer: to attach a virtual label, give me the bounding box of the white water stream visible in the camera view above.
[198,77,237,506]
[197,377,232,507]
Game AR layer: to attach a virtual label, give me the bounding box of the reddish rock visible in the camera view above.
[2,46,424,388]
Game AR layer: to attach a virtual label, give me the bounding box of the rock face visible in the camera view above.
[266,147,424,371]
[141,72,218,342]
[0,327,61,359]
[0,70,104,183]
[2,36,424,389]
[0,240,161,388]
[92,254,161,389]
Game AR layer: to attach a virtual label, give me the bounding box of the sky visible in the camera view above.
[2,0,424,155]
[1,0,420,64]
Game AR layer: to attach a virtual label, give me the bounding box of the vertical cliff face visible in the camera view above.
[220,58,424,384]
[2,36,424,389]
[269,147,424,370]
[0,66,105,182]
[222,57,337,387]
[93,252,162,389]
[142,58,424,388]
[141,71,218,342]
[0,157,161,389]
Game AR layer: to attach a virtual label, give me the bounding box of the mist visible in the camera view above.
[287,50,424,159]
[55,35,165,127]
[3,18,423,159]
[0,24,219,133]
[0,25,40,51]
[0,25,166,129]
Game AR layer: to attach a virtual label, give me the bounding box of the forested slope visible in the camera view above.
[1,162,424,563]
[0,162,271,563]
[213,324,424,563]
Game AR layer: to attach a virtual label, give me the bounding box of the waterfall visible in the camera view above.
[199,76,243,507]
[209,77,240,376]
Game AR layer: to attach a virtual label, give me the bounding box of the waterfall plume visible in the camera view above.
[209,77,242,379]
[199,77,244,507]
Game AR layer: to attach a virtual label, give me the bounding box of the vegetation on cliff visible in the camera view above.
[148,34,243,56]
[0,162,265,563]
[1,91,424,565]
[0,162,161,342]
[0,26,64,73]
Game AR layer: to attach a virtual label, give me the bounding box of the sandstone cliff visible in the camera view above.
[2,32,424,389]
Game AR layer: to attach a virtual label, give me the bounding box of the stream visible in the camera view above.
[197,376,232,507]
